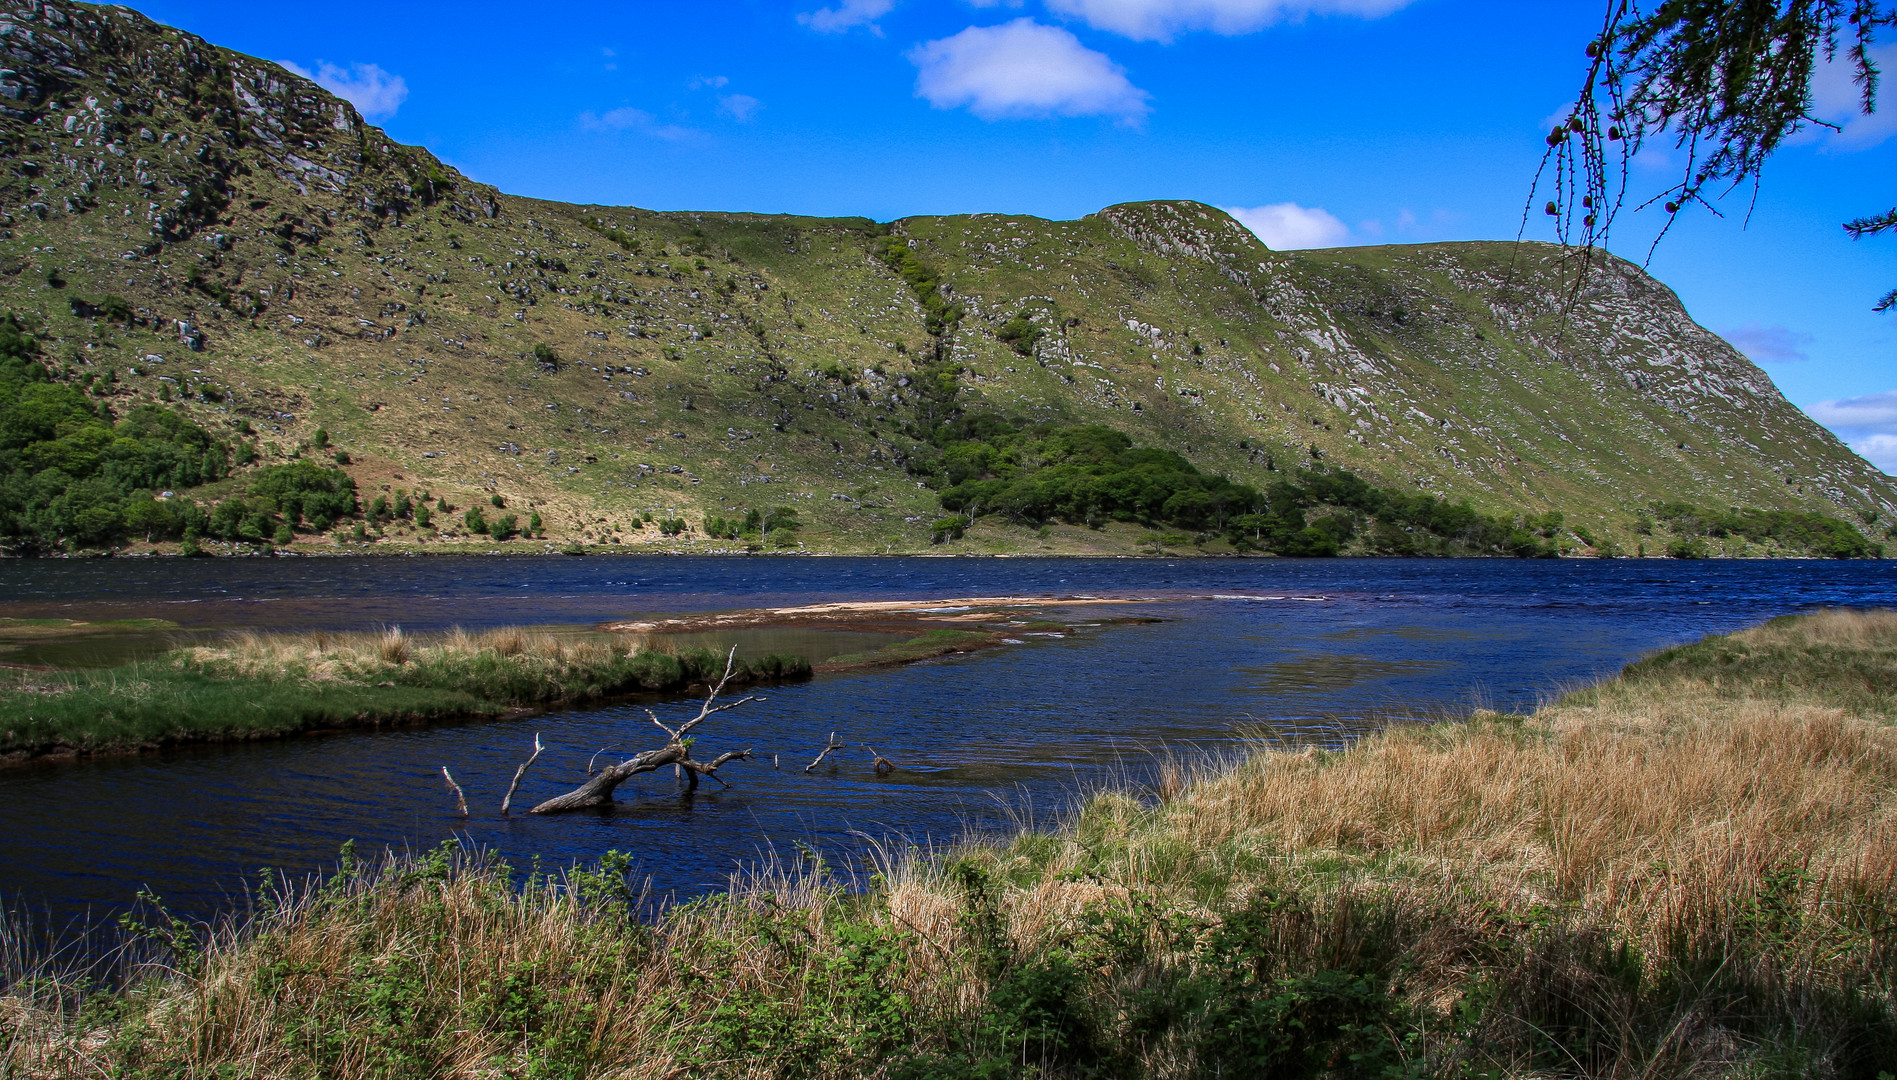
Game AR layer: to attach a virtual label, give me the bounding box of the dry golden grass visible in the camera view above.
[4,610,1893,1078]
[179,626,639,686]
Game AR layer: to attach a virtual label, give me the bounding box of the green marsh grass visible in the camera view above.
[0,627,811,758]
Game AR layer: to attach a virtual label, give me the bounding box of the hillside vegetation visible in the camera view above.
[7,610,1893,1076]
[0,0,1888,557]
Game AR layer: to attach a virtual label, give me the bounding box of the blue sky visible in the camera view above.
[142,0,1897,472]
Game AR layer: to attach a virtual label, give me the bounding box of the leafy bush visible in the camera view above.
[995,313,1044,356]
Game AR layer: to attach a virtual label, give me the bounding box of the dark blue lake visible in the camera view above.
[3,555,1894,926]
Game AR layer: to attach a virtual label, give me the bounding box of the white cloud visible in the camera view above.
[688,74,730,89]
[800,0,895,34]
[278,60,408,122]
[719,93,763,121]
[910,19,1149,122]
[1809,43,1897,148]
[1722,322,1814,363]
[1806,390,1897,475]
[579,107,696,141]
[1848,432,1897,474]
[1807,390,1897,430]
[1044,0,1413,42]
[1224,202,1349,249]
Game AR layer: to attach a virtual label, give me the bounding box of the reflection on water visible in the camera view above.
[1322,624,1493,643]
[656,627,911,664]
[0,628,214,669]
[1243,653,1447,694]
[2,555,1893,926]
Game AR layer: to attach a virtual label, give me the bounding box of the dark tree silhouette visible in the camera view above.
[1537,1,1895,309]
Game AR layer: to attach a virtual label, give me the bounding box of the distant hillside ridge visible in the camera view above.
[0,0,1888,556]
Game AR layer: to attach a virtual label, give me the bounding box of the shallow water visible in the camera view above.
[2,554,1893,925]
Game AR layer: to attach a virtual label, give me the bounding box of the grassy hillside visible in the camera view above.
[0,0,1890,556]
[6,610,1893,1076]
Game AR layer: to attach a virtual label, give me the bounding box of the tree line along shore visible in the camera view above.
[6,323,1888,559]
[2,608,1893,1077]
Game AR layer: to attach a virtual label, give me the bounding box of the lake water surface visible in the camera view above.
[3,555,1894,926]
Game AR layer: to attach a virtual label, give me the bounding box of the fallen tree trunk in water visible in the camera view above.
[532,648,756,814]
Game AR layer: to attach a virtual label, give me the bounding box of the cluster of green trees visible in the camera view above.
[1643,501,1879,559]
[0,316,238,551]
[461,499,542,541]
[703,506,802,547]
[179,462,360,550]
[909,417,1567,557]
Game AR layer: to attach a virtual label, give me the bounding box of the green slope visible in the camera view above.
[0,0,1889,556]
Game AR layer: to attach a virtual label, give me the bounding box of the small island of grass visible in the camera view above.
[0,627,811,762]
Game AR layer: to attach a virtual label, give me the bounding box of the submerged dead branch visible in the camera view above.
[867,745,896,775]
[532,648,757,814]
[501,733,544,815]
[440,766,468,817]
[806,731,846,773]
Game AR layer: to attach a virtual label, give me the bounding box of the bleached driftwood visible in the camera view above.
[532,649,756,814]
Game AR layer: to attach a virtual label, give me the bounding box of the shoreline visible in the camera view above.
[2,545,1882,560]
[0,600,1155,765]
[6,610,1891,1075]
[0,629,812,767]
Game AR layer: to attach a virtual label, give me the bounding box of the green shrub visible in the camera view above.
[995,313,1044,356]
[1668,536,1711,559]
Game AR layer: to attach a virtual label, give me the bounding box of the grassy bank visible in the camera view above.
[0,628,811,760]
[5,611,1895,1077]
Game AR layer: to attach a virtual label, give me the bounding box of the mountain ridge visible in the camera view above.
[0,0,1889,556]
